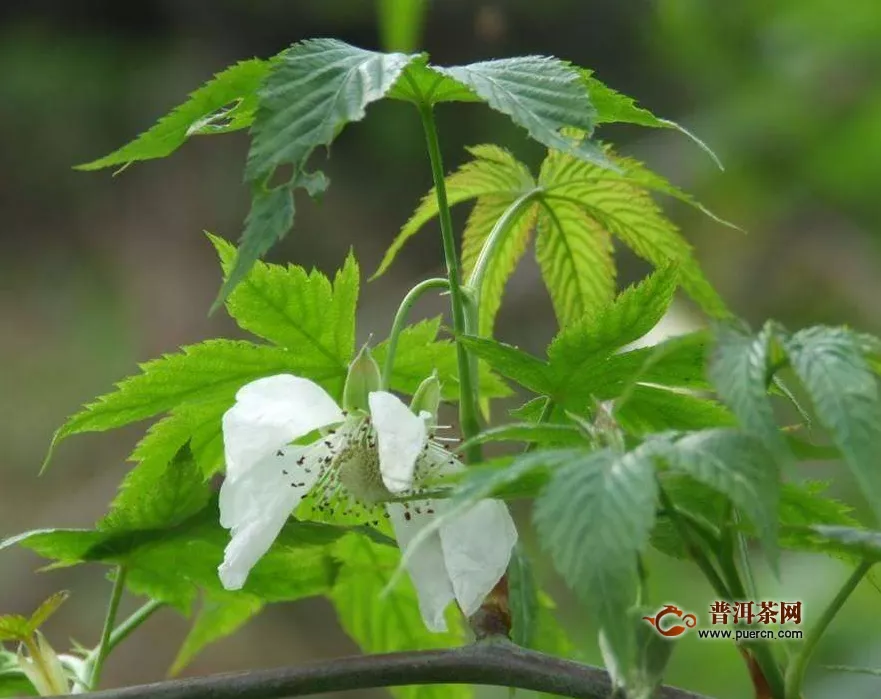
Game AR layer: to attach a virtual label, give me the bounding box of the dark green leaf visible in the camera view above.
[581,70,722,169]
[709,321,789,458]
[663,429,779,561]
[784,327,881,521]
[439,57,608,167]
[246,39,417,181]
[534,446,658,672]
[615,386,735,436]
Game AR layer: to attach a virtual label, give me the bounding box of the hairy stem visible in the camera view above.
[381,277,450,388]
[87,567,128,689]
[784,560,872,699]
[417,105,482,463]
[65,639,710,699]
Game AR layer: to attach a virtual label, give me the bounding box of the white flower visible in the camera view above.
[218,373,518,631]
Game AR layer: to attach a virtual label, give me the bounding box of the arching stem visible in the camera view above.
[381,277,450,389]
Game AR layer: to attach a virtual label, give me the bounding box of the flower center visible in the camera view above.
[334,435,393,505]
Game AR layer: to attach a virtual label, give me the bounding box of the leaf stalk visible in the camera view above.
[381,276,450,389]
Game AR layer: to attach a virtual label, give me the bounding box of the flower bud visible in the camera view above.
[17,632,70,696]
[410,371,441,424]
[343,345,381,412]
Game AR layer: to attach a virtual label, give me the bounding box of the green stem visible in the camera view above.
[82,598,163,691]
[381,277,450,388]
[784,560,872,699]
[417,105,481,462]
[87,566,128,689]
[465,190,540,306]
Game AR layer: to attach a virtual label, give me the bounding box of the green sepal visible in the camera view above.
[343,345,381,412]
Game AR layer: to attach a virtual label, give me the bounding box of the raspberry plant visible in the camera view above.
[2,37,881,699]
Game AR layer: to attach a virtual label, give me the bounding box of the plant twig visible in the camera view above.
[54,639,711,699]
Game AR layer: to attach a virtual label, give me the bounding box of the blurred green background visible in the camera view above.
[1,1,880,697]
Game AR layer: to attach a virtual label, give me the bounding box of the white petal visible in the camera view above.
[218,446,322,589]
[369,391,427,493]
[439,499,518,617]
[386,502,455,632]
[223,374,343,481]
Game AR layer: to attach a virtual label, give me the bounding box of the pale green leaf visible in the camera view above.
[171,591,263,676]
[212,234,357,378]
[100,443,211,533]
[438,57,609,168]
[246,39,417,181]
[784,326,881,521]
[77,59,270,171]
[534,446,658,675]
[4,504,342,613]
[540,147,726,317]
[588,331,713,399]
[375,144,534,278]
[546,265,680,384]
[457,336,554,395]
[330,534,468,699]
[47,340,319,467]
[387,57,480,105]
[535,197,615,327]
[615,386,735,436]
[130,401,227,479]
